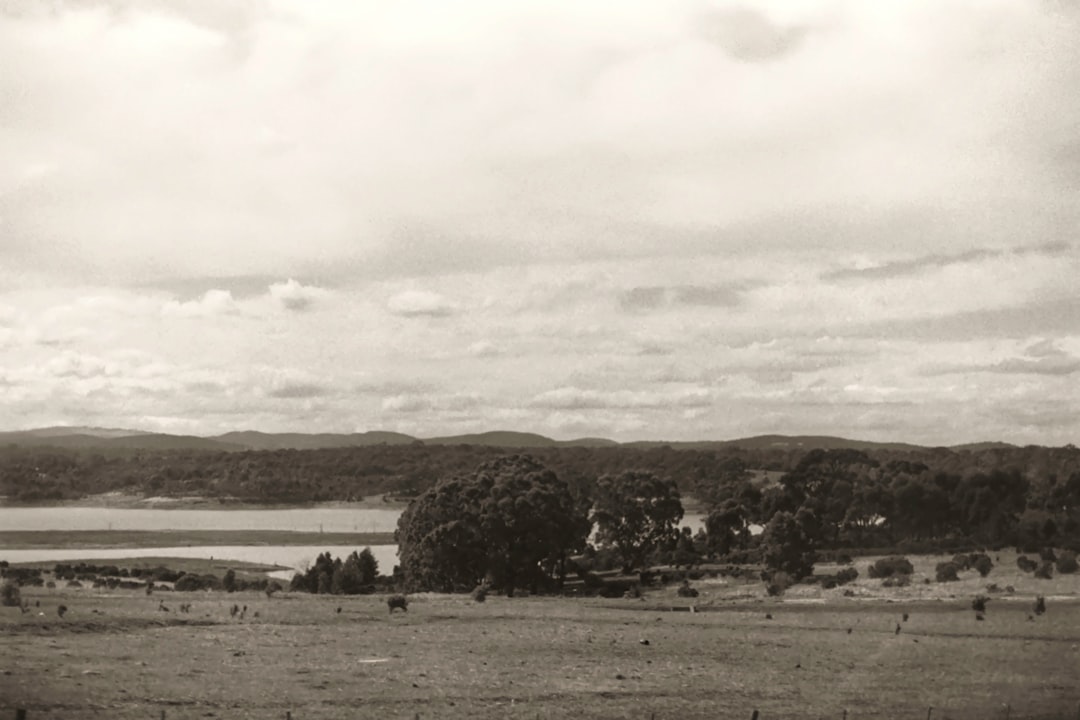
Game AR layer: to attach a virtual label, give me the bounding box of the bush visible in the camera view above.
[952,553,973,570]
[1039,547,1057,563]
[935,562,960,582]
[471,583,489,603]
[1,581,20,607]
[265,581,283,598]
[972,595,989,613]
[868,556,914,579]
[623,584,642,599]
[1017,556,1038,573]
[676,580,699,598]
[765,571,793,597]
[66,580,82,588]
[971,554,993,577]
[835,567,859,586]
[1034,562,1054,580]
[1055,550,1078,574]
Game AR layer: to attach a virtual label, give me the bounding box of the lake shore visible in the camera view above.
[0,491,411,511]
[0,529,395,549]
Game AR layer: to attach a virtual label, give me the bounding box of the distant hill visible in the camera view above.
[623,435,929,452]
[0,426,1024,453]
[214,431,418,451]
[422,431,560,448]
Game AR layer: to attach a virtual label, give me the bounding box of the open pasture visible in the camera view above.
[2,584,1078,720]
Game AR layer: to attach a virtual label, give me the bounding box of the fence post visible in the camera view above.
[843,710,848,720]
[15,709,27,720]
[926,708,933,720]
[1004,703,1010,720]
[286,713,291,720]
[751,711,759,720]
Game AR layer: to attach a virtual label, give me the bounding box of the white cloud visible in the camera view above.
[161,289,238,317]
[1,1,1078,444]
[386,290,458,318]
[268,278,324,312]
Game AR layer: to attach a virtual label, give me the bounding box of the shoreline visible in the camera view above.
[0,529,395,550]
[0,492,411,511]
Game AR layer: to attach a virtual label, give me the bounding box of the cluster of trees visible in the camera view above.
[288,548,381,594]
[4,441,1079,515]
[396,455,694,595]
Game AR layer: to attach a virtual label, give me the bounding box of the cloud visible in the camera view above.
[822,242,1072,282]
[386,290,457,318]
[266,382,329,399]
[268,278,324,312]
[161,289,238,318]
[696,5,815,63]
[620,283,751,312]
[923,340,1080,377]
[530,386,713,410]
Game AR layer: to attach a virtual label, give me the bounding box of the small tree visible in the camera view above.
[223,569,237,593]
[935,561,960,582]
[265,580,282,599]
[761,510,819,581]
[971,554,993,577]
[1055,550,1078,574]
[868,556,914,579]
[1,580,20,607]
[357,547,379,585]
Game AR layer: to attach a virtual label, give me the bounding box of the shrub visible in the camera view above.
[835,567,859,586]
[1034,562,1054,580]
[0,581,20,607]
[1039,547,1057,563]
[952,553,973,571]
[869,556,914,579]
[971,595,989,613]
[623,584,643,599]
[835,553,854,566]
[1017,556,1038,573]
[265,581,283,599]
[765,571,793,597]
[471,583,489,603]
[46,581,56,589]
[66,580,82,588]
[1055,550,1078,574]
[971,554,993,577]
[387,594,408,612]
[935,562,960,582]
[676,580,699,598]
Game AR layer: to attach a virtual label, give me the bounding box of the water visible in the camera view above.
[0,506,708,577]
[0,506,402,533]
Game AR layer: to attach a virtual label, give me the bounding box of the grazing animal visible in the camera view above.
[846,627,852,634]
[387,595,409,613]
[975,613,985,621]
[895,623,901,635]
[35,600,40,608]
[253,611,259,618]
[336,607,342,614]
[57,605,68,618]
[230,604,239,618]
[764,613,772,620]
[1034,596,1046,616]
[157,601,169,612]
[1027,614,1034,622]
[902,613,909,622]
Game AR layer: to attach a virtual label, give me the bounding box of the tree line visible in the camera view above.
[394,449,1080,595]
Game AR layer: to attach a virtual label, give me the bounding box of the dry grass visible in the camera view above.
[2,572,1079,720]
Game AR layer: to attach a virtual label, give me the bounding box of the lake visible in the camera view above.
[0,506,402,533]
[0,506,707,577]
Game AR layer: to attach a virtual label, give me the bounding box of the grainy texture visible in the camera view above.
[2,583,1078,720]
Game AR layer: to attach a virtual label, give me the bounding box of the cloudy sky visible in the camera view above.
[1,0,1078,445]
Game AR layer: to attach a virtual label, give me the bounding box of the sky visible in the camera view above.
[1,0,1078,446]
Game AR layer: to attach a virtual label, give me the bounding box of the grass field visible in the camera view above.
[2,556,1079,720]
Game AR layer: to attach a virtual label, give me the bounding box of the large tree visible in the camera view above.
[395,454,591,596]
[591,470,684,573]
